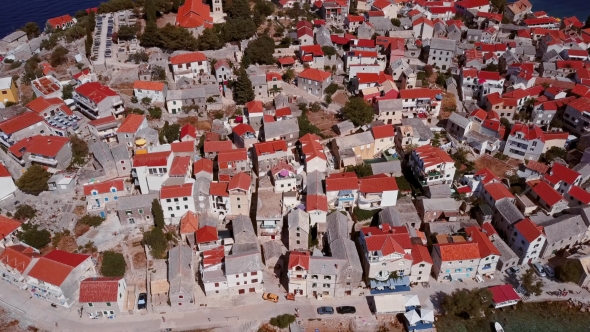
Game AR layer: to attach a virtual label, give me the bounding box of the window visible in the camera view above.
[251,271,257,276]
[106,302,111,306]
[138,209,144,214]
[243,273,247,277]
[179,295,184,299]
[88,303,93,307]
[252,279,258,283]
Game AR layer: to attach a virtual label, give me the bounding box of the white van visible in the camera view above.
[532,262,546,277]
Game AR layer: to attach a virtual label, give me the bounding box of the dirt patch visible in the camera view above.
[474,154,516,178]
[111,82,135,97]
[55,234,78,252]
[133,252,147,269]
[177,116,212,131]
[307,111,338,138]
[74,223,90,238]
[439,92,457,119]
[0,308,33,332]
[156,13,177,29]
[73,205,86,217]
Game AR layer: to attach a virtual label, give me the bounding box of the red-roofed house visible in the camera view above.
[297,68,332,97]
[160,183,195,224]
[228,172,251,216]
[287,251,310,296]
[512,218,546,264]
[200,246,227,295]
[502,122,567,161]
[484,92,517,120]
[530,181,568,215]
[489,284,521,308]
[0,245,39,287]
[209,181,230,216]
[26,250,95,308]
[197,225,220,251]
[175,0,213,33]
[565,186,590,207]
[79,277,127,314]
[306,194,328,225]
[253,140,293,177]
[410,244,433,283]
[46,15,75,30]
[358,224,413,286]
[0,216,22,248]
[131,151,174,194]
[193,158,213,181]
[358,174,399,209]
[204,140,233,160]
[266,72,284,97]
[0,111,47,148]
[482,182,515,207]
[169,51,210,82]
[299,44,325,68]
[88,115,119,142]
[74,82,124,119]
[371,0,399,18]
[345,15,365,32]
[409,145,456,187]
[0,163,16,202]
[232,123,257,149]
[371,124,395,153]
[454,0,490,15]
[413,17,434,40]
[544,163,582,194]
[399,88,443,118]
[326,172,359,209]
[116,114,148,147]
[179,123,197,142]
[133,81,167,103]
[431,242,482,281]
[563,97,590,135]
[298,134,327,173]
[8,135,71,170]
[465,226,501,277]
[296,21,314,45]
[179,211,199,248]
[270,161,296,193]
[505,0,532,22]
[217,148,250,181]
[345,50,380,72]
[84,179,128,217]
[460,167,501,196]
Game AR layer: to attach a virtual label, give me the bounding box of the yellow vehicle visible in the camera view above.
[262,293,279,303]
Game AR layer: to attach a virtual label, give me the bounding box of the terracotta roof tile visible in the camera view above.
[170,51,207,65]
[549,163,580,185]
[298,68,331,82]
[132,151,171,167]
[180,211,199,234]
[133,80,165,91]
[228,172,250,191]
[117,114,145,133]
[358,174,398,193]
[160,183,193,199]
[371,124,395,139]
[0,112,44,135]
[209,182,229,197]
[306,194,328,212]
[0,245,39,274]
[514,218,544,242]
[180,124,197,139]
[196,225,218,243]
[533,181,564,207]
[75,82,118,104]
[411,244,433,265]
[83,179,125,196]
[288,251,310,270]
[436,242,481,261]
[79,277,121,303]
[326,172,359,191]
[169,156,192,176]
[484,182,514,201]
[204,140,233,153]
[9,135,70,158]
[193,158,213,174]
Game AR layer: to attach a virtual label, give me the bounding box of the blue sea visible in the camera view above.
[0,0,590,39]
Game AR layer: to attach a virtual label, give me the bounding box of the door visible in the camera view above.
[100,211,106,218]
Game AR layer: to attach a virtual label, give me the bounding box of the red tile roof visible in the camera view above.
[0,216,21,239]
[568,186,590,205]
[489,284,521,305]
[567,97,590,113]
[170,51,207,65]
[0,245,39,274]
[455,0,489,8]
[26,97,73,116]
[411,244,433,265]
[180,211,199,234]
[171,141,195,153]
[361,224,412,256]
[275,107,292,117]
[509,123,544,141]
[300,133,326,161]
[277,57,296,65]
[169,156,192,176]
[532,181,564,207]
[300,45,324,57]
[254,140,288,156]
[481,222,497,236]
[83,179,125,196]
[245,100,264,114]
[193,158,213,174]
[197,225,218,243]
[228,172,250,191]
[75,82,118,104]
[88,115,118,127]
[202,246,225,267]
[209,182,229,197]
[160,183,193,199]
[45,249,90,267]
[132,151,171,167]
[204,140,233,153]
[298,68,331,82]
[179,123,197,140]
[526,160,549,175]
[47,15,74,28]
[413,16,434,27]
[28,250,89,286]
[414,145,454,166]
[79,277,121,303]
[266,72,283,82]
[475,168,499,184]
[326,172,359,191]
[0,163,11,178]
[478,71,501,82]
[232,123,255,137]
[288,251,310,270]
[359,174,398,193]
[217,148,248,163]
[484,182,514,201]
[399,88,442,100]
[133,80,165,91]
[9,135,69,158]
[514,218,544,242]
[307,194,328,212]
[436,242,481,261]
[347,14,365,22]
[465,226,500,257]
[371,124,395,139]
[117,114,145,133]
[176,0,213,29]
[0,112,44,135]
[549,163,580,185]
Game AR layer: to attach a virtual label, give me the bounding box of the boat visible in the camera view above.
[494,322,505,332]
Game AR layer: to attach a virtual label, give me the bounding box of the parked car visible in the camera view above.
[532,262,546,277]
[544,265,555,278]
[317,306,334,315]
[336,306,356,314]
[137,293,147,310]
[262,293,279,303]
[506,267,520,275]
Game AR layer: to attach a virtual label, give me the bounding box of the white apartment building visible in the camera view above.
[511,218,547,265]
[132,151,174,194]
[169,52,210,82]
[431,242,481,281]
[133,81,167,103]
[409,145,456,187]
[160,183,196,225]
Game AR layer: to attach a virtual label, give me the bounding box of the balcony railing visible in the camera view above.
[29,155,58,165]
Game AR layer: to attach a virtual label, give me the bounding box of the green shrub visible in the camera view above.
[17,223,50,249]
[101,251,126,277]
[79,215,105,227]
[269,314,296,328]
[14,204,36,220]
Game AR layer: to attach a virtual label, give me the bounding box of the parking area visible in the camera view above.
[92,13,114,63]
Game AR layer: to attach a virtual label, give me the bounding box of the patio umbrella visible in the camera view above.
[420,309,435,323]
[404,294,420,307]
[404,310,421,325]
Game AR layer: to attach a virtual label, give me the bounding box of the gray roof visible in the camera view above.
[193,177,211,195]
[111,144,130,162]
[368,17,394,31]
[429,38,456,52]
[264,118,299,140]
[308,256,344,275]
[515,46,536,56]
[250,74,266,86]
[136,127,158,143]
[168,245,194,295]
[573,163,590,182]
[232,242,259,254]
[232,214,257,244]
[421,197,462,212]
[542,62,556,71]
[448,112,470,129]
[306,171,325,196]
[335,131,374,149]
[495,199,524,225]
[400,118,434,141]
[425,184,451,198]
[371,161,402,176]
[330,237,362,272]
[377,98,403,113]
[315,26,334,47]
[379,196,421,228]
[465,130,498,145]
[116,193,158,210]
[490,234,518,262]
[226,250,264,274]
[167,88,206,100]
[288,208,310,232]
[336,120,356,133]
[326,211,350,243]
[200,211,218,228]
[536,215,587,245]
[2,31,26,43]
[89,140,115,168]
[274,94,289,108]
[467,29,482,37]
[262,240,286,262]
[427,221,462,235]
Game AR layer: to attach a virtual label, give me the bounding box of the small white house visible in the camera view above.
[160,183,196,225]
[133,81,167,103]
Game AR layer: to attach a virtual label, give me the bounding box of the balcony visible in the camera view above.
[260,229,279,236]
[29,155,58,166]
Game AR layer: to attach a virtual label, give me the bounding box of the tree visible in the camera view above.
[101,251,126,277]
[14,204,37,221]
[70,135,89,164]
[298,113,322,137]
[148,107,162,119]
[17,223,51,249]
[520,268,544,296]
[324,83,338,96]
[322,46,337,57]
[345,164,372,177]
[490,0,507,13]
[483,63,500,72]
[79,214,105,227]
[158,24,198,51]
[243,35,276,66]
[16,165,50,195]
[152,65,166,81]
[117,25,138,40]
[310,102,322,113]
[542,147,566,163]
[145,0,157,22]
[21,22,41,39]
[159,121,180,144]
[226,0,252,18]
[283,68,295,82]
[143,227,168,258]
[550,118,563,129]
[234,68,255,104]
[500,117,512,133]
[440,288,493,319]
[141,97,152,105]
[140,22,161,48]
[222,18,256,42]
[254,0,275,17]
[436,73,446,87]
[341,97,374,126]
[431,132,441,147]
[62,84,74,99]
[196,28,222,51]
[49,46,69,67]
[585,15,590,29]
[557,260,583,283]
[269,314,296,329]
[391,18,401,27]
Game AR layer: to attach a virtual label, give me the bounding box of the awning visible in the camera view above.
[374,294,406,314]
[404,310,421,325]
[420,309,434,323]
